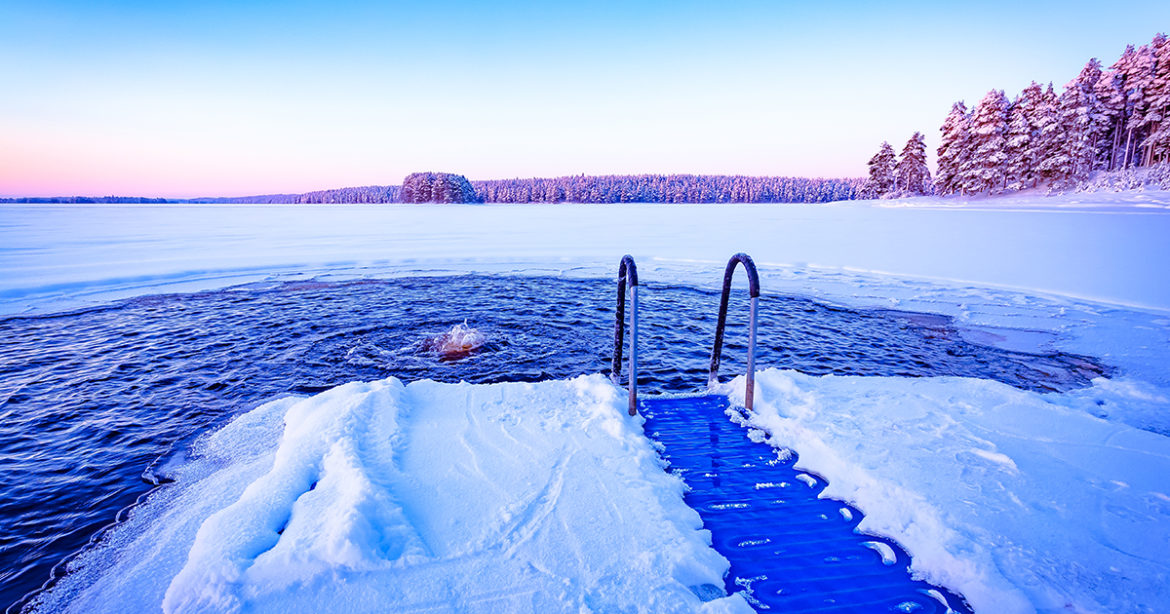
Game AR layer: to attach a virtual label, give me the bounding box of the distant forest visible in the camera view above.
[2,174,862,204]
[474,174,860,204]
[0,196,172,204]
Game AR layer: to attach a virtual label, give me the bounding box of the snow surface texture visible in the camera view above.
[30,376,751,613]
[721,369,1170,614]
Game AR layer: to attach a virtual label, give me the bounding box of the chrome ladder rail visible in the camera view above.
[612,255,639,416]
[708,253,760,411]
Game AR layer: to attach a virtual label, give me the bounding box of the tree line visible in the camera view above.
[862,32,1170,198]
[8,174,861,204]
[473,174,861,204]
[937,33,1170,195]
[188,186,401,204]
[170,174,865,204]
[0,196,170,204]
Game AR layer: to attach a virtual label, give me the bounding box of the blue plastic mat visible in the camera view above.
[641,394,974,613]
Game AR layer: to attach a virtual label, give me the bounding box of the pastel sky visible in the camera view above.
[2,1,1168,198]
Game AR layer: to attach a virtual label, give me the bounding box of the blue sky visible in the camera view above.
[1,0,1167,197]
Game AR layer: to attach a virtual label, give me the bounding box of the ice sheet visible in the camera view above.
[2,196,1169,316]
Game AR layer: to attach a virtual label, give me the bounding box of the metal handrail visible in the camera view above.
[612,255,639,416]
[708,253,760,411]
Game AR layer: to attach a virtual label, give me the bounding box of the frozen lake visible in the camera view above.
[3,197,1170,613]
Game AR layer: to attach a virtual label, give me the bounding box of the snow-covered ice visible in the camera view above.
[3,194,1170,315]
[29,376,751,613]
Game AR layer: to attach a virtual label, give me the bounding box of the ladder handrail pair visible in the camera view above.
[613,253,759,416]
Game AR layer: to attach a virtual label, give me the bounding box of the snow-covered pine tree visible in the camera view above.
[935,102,970,195]
[1123,38,1160,168]
[1034,83,1068,185]
[893,132,932,196]
[1097,45,1138,170]
[1058,59,1109,181]
[1004,82,1043,190]
[927,33,1170,187]
[1140,33,1170,165]
[861,142,897,198]
[965,89,1010,193]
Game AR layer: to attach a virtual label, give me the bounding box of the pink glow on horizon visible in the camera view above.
[0,109,873,198]
[5,4,1167,199]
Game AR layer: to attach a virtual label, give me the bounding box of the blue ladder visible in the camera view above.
[641,394,973,613]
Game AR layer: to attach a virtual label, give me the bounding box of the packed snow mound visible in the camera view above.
[31,376,750,614]
[725,369,1170,614]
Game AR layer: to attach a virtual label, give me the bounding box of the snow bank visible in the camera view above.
[871,187,1170,213]
[724,369,1170,613]
[30,376,750,614]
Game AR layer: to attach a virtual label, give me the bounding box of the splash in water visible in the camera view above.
[424,321,486,361]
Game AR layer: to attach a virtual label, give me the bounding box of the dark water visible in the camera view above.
[0,275,1108,611]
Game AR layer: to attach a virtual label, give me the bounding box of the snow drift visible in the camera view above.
[30,376,750,614]
[724,369,1170,614]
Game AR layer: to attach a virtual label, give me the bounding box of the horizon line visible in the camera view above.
[0,170,867,201]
